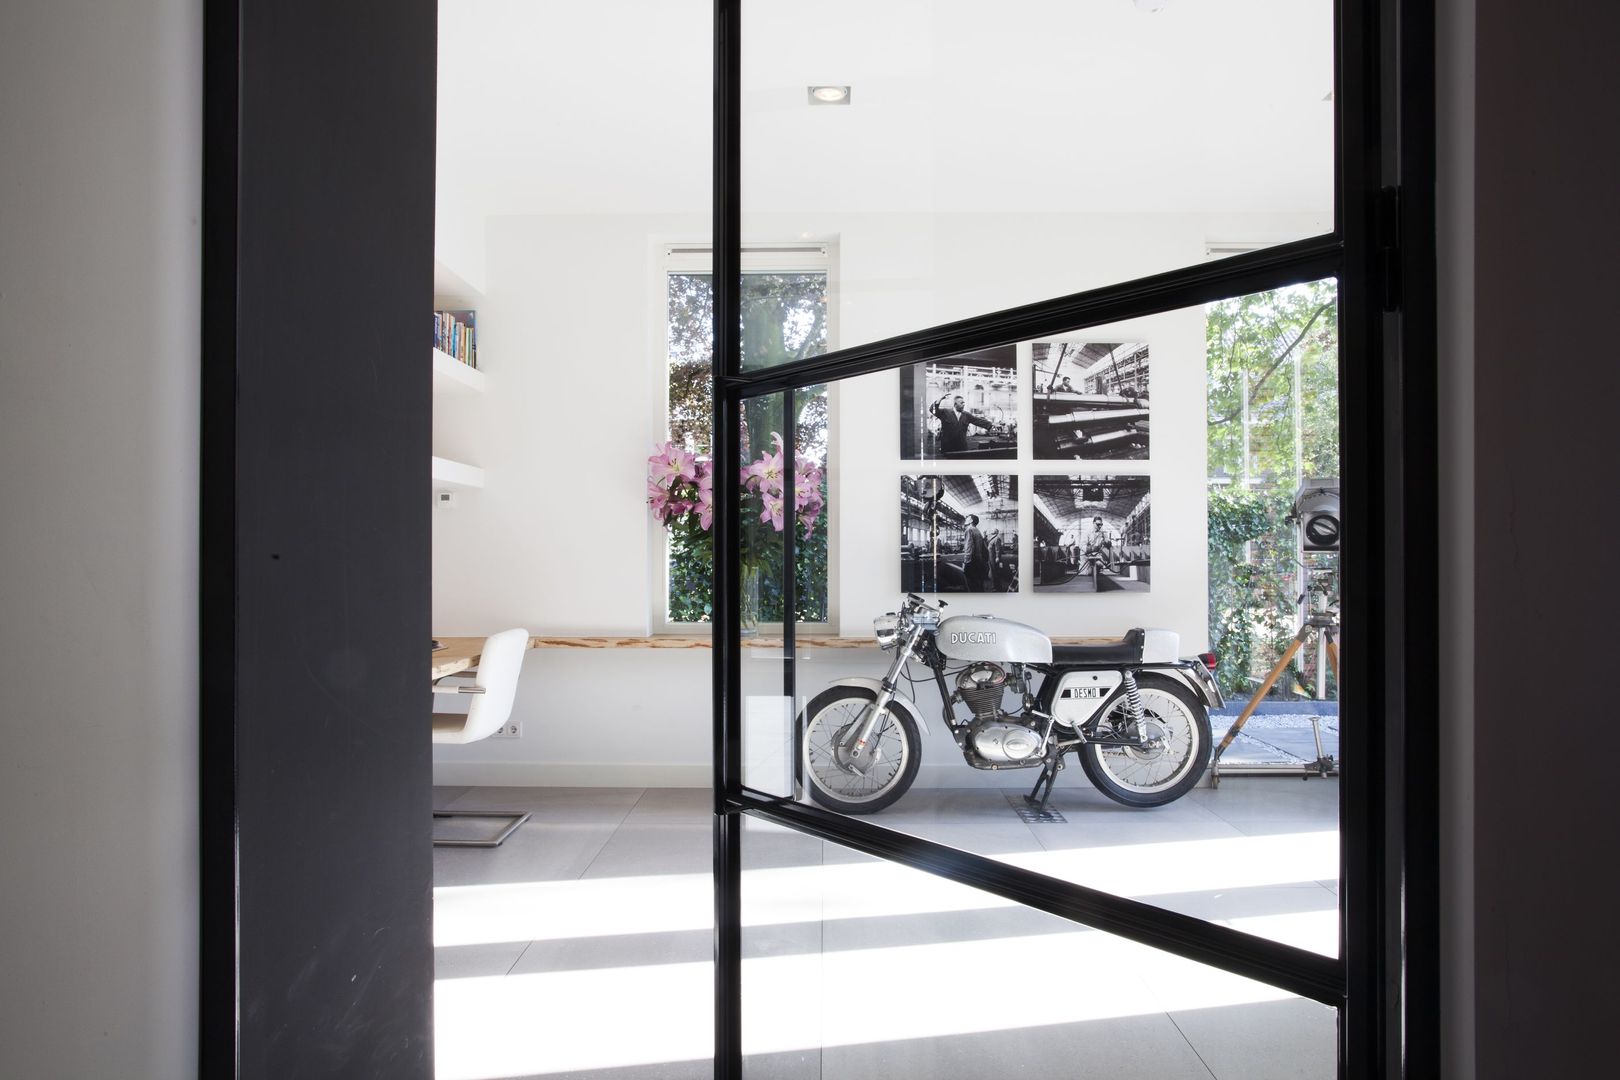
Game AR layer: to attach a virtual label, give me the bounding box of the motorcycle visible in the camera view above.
[797,594,1224,813]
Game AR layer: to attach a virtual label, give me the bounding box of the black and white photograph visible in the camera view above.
[900,474,1018,593]
[1032,475,1151,593]
[1031,341,1150,460]
[899,346,1018,460]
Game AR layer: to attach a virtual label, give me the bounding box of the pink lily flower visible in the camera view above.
[647,484,670,521]
[648,442,697,487]
[695,467,715,529]
[794,484,822,511]
[742,450,782,493]
[760,493,785,531]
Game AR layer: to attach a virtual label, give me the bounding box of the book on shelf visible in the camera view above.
[433,309,478,369]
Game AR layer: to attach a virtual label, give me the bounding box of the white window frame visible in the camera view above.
[650,242,840,636]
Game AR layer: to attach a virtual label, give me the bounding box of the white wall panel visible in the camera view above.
[0,2,200,1074]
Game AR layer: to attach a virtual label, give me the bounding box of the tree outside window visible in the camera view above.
[1206,280,1339,697]
[665,269,831,625]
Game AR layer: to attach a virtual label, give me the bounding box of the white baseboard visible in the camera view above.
[433,761,712,788]
[432,761,1062,790]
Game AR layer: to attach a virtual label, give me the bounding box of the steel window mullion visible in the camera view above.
[720,233,1341,396]
[200,0,242,1071]
[781,391,796,707]
[711,1,742,1078]
[1336,0,1391,1075]
[1392,0,1440,1075]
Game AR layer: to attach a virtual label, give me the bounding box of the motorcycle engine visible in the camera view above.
[955,662,1045,765]
[955,662,1009,720]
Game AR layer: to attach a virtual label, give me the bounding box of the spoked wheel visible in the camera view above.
[799,686,920,814]
[1078,673,1210,807]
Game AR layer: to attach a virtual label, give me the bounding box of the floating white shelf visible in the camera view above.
[432,348,486,395]
[431,456,485,491]
[432,256,485,494]
[433,258,484,306]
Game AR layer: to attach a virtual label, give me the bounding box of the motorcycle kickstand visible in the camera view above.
[1024,753,1064,811]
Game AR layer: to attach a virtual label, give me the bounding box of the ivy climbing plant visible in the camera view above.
[1206,280,1340,699]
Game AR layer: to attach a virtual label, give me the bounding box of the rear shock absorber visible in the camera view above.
[1121,670,1145,732]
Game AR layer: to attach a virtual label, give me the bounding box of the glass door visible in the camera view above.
[712,1,1433,1077]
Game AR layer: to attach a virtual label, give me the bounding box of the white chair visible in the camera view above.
[432,627,531,848]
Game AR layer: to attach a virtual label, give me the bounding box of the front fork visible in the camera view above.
[838,625,924,774]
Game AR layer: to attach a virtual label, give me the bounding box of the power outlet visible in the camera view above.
[491,721,522,739]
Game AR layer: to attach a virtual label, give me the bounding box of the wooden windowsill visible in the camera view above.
[434,632,1126,680]
[527,634,876,649]
[525,634,1120,650]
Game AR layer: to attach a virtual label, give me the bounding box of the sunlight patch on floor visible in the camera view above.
[433,830,1339,949]
[434,932,1303,1080]
[1225,909,1339,956]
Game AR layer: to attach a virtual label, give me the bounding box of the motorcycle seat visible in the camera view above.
[1051,628,1145,665]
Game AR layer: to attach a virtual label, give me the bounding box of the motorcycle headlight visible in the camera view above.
[873,613,902,649]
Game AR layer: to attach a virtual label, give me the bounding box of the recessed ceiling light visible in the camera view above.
[808,85,850,106]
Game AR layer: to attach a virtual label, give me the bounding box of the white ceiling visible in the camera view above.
[438,0,1334,220]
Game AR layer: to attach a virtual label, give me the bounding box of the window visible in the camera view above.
[657,245,834,630]
[1205,280,1341,698]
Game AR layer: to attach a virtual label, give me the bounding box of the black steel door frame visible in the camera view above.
[200,1,439,1075]
[710,2,1438,1078]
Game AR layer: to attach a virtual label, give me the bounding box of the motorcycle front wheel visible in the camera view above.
[799,686,921,814]
[1077,673,1210,808]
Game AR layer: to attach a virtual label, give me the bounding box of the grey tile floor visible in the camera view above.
[434,781,1338,1080]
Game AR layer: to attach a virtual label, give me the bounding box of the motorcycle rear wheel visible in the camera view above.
[1077,673,1210,808]
[799,686,921,814]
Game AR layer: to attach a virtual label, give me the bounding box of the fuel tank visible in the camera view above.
[936,615,1053,665]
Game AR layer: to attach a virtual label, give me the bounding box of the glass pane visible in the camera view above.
[741,821,1336,1079]
[1205,280,1340,703]
[740,384,835,797]
[663,272,831,624]
[900,347,1019,460]
[742,657,796,799]
[671,266,832,379]
[741,281,1341,956]
[1032,342,1151,460]
[741,271,830,372]
[741,0,1336,352]
[900,474,1019,594]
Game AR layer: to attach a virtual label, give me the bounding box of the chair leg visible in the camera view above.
[432,809,531,848]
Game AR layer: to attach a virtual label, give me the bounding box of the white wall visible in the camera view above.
[433,209,1324,787]
[829,212,1219,642]
[0,2,200,1076]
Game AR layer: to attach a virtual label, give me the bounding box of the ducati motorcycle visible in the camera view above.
[798,594,1224,813]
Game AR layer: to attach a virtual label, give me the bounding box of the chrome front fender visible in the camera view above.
[825,676,931,736]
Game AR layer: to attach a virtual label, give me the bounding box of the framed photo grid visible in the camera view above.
[898,342,1151,595]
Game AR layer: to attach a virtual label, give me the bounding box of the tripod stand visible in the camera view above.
[1210,568,1340,787]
